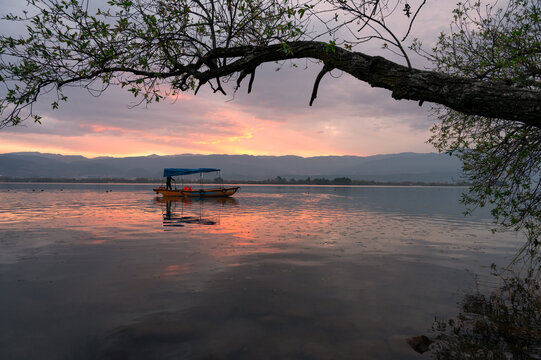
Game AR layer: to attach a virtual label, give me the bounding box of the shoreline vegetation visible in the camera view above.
[0,176,470,186]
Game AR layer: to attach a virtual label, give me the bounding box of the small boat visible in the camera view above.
[153,168,239,198]
[181,186,240,198]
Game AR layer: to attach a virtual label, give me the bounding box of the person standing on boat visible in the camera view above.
[166,176,175,190]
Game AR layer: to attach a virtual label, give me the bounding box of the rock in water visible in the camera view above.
[406,335,433,354]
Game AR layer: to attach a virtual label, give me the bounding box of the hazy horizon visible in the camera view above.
[0,152,462,182]
[0,150,442,159]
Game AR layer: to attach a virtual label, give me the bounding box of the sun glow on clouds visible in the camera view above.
[85,124,130,135]
[0,91,355,157]
[0,44,435,158]
[0,1,461,158]
[0,103,430,157]
[0,58,434,158]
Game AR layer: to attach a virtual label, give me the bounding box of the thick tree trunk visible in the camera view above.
[201,41,541,128]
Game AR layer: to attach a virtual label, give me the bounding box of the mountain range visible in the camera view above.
[0,152,463,182]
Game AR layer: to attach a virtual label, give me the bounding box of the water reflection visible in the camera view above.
[409,254,541,359]
[0,184,529,359]
[74,251,469,360]
[155,196,238,229]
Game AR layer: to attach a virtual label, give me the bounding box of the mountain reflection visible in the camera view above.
[155,196,238,229]
[410,254,541,359]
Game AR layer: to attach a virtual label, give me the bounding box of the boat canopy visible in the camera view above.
[163,168,220,177]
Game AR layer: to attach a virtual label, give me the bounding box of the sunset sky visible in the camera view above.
[0,0,459,158]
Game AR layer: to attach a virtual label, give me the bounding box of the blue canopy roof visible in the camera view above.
[163,168,220,177]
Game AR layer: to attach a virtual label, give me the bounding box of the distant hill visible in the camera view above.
[0,152,463,182]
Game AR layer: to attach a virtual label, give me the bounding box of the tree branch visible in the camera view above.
[197,41,541,128]
[310,64,334,106]
[2,41,540,128]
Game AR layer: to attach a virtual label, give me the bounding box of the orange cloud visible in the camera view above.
[84,124,131,134]
[0,80,432,158]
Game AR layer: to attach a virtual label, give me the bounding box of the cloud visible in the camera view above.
[0,0,460,157]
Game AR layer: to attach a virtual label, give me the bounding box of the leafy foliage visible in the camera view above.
[430,255,541,359]
[0,0,430,127]
[431,279,541,359]
[413,0,541,241]
[0,0,307,127]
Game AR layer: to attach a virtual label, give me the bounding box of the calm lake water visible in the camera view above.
[0,184,524,359]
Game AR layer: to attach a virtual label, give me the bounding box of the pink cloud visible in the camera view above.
[0,1,461,157]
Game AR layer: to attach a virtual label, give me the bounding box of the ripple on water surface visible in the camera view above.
[0,184,524,359]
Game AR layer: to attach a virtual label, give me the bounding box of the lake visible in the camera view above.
[0,184,525,359]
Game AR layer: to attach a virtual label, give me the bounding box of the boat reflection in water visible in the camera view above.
[155,196,238,230]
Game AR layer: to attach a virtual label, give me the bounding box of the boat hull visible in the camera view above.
[153,188,183,197]
[154,187,239,198]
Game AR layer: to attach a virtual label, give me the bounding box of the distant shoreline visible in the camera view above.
[0,177,470,186]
